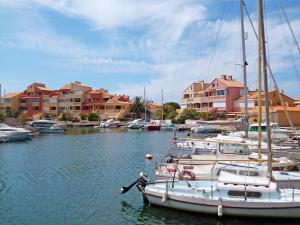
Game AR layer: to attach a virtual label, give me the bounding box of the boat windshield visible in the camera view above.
[249,125,266,132]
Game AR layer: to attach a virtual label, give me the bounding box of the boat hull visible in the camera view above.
[147,125,161,131]
[145,191,300,218]
[35,128,65,133]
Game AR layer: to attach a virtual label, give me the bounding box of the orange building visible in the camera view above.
[234,89,300,126]
[2,81,131,120]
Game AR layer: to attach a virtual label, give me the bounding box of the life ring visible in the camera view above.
[180,170,196,181]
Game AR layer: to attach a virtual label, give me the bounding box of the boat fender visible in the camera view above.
[145,153,153,160]
[162,191,168,203]
[218,205,223,217]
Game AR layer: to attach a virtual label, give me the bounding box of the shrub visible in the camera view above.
[80,113,88,120]
[88,112,99,121]
[0,111,5,122]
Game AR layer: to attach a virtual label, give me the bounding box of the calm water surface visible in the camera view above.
[0,128,297,225]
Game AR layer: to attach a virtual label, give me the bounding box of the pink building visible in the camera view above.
[181,75,244,114]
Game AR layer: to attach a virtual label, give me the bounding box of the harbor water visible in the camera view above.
[0,128,297,225]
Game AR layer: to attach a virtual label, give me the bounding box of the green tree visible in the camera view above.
[0,111,5,122]
[154,102,180,120]
[88,112,99,121]
[130,96,145,119]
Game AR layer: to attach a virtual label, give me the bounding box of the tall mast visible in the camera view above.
[240,0,249,138]
[0,83,2,114]
[144,86,146,121]
[257,0,262,162]
[259,0,272,178]
[161,89,164,121]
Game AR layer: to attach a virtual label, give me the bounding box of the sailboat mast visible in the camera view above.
[259,0,272,178]
[161,89,164,121]
[257,0,262,162]
[240,0,249,138]
[144,86,146,121]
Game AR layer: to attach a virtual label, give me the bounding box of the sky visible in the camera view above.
[0,0,299,102]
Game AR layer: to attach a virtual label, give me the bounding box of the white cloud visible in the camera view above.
[0,0,299,101]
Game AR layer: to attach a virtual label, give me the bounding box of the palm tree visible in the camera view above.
[130,96,145,119]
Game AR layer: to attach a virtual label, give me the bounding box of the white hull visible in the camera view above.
[146,192,300,218]
[36,127,65,133]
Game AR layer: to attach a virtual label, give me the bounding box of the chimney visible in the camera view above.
[228,75,233,80]
[221,75,227,80]
[281,90,284,94]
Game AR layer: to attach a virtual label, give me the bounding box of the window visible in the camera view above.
[50,107,56,110]
[216,90,225,96]
[74,98,81,102]
[239,170,259,176]
[106,105,113,110]
[115,105,121,110]
[43,99,49,103]
[249,125,266,132]
[219,143,250,155]
[228,190,261,198]
[33,106,39,110]
[217,169,237,176]
[74,106,81,110]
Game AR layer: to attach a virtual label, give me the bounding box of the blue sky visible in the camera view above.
[0,0,299,102]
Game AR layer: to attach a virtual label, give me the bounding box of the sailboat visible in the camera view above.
[121,0,300,218]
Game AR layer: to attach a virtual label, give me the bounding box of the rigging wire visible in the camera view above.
[202,0,229,79]
[243,2,296,134]
[274,0,300,84]
[277,0,300,54]
[263,0,272,88]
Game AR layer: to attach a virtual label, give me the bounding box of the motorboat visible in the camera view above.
[99,119,120,128]
[28,120,65,133]
[146,122,161,131]
[0,123,32,141]
[191,125,225,137]
[230,123,295,140]
[127,119,144,129]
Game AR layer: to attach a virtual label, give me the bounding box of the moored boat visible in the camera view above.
[27,120,65,133]
[0,123,32,141]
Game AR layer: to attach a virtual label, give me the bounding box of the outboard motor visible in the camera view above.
[120,172,149,194]
[136,172,149,191]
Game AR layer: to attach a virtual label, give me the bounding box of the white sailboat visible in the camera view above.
[121,0,300,218]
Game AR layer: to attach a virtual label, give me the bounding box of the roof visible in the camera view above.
[238,89,295,101]
[216,77,244,88]
[61,84,71,89]
[272,106,300,112]
[36,86,49,91]
[2,92,21,98]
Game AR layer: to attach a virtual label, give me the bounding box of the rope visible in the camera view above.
[277,0,300,54]
[243,2,297,137]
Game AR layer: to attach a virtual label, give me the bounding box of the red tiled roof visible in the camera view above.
[2,92,21,98]
[272,106,300,112]
[217,78,244,88]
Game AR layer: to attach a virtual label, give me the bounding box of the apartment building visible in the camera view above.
[0,92,22,113]
[81,89,131,120]
[234,89,300,126]
[181,75,244,114]
[1,81,131,120]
